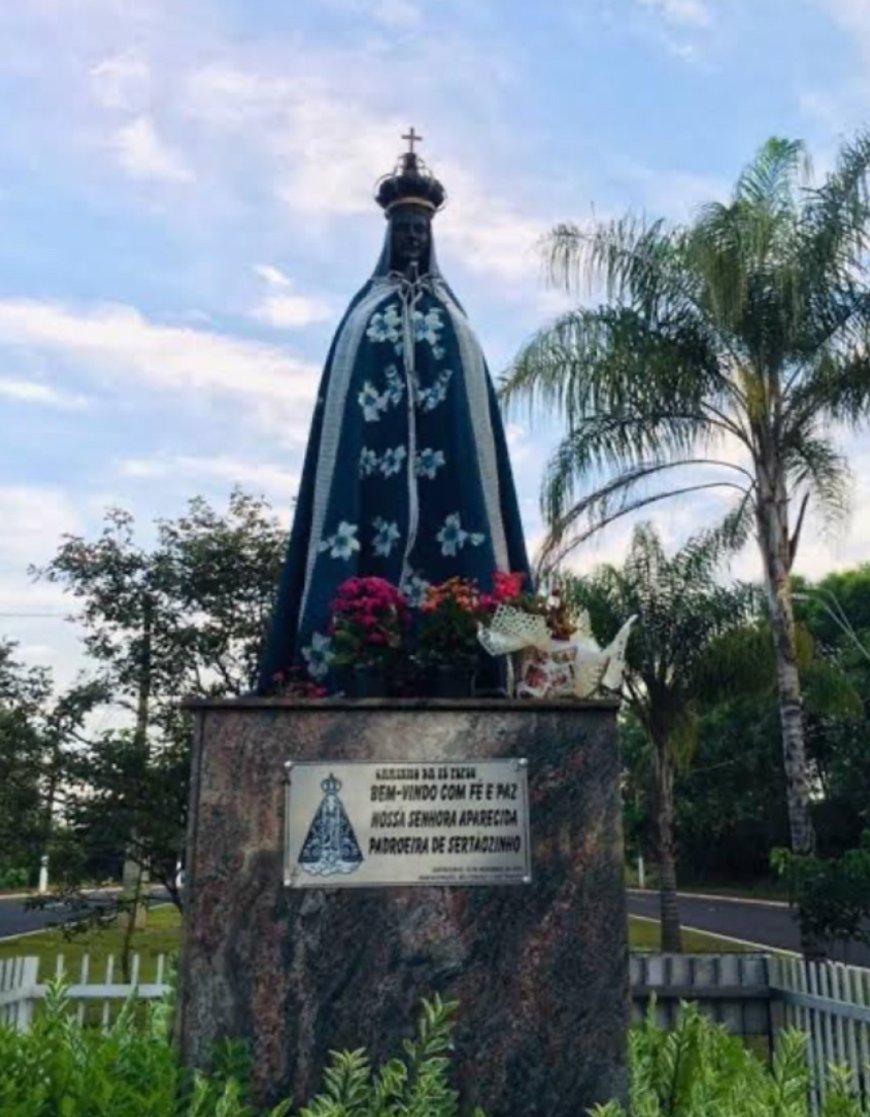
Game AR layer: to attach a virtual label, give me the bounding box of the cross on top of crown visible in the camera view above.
[402,126,423,154]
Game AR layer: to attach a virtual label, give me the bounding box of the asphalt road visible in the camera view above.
[0,890,167,942]
[627,888,870,966]
[3,888,869,965]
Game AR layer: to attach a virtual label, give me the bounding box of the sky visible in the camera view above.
[2,0,870,687]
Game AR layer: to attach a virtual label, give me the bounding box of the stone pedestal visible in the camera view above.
[178,698,628,1115]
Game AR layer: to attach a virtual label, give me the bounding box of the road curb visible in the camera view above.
[627,887,790,909]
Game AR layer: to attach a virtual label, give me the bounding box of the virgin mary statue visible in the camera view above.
[257,134,529,692]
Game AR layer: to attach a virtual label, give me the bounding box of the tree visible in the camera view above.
[0,640,106,886]
[503,136,870,888]
[566,523,758,950]
[34,489,287,910]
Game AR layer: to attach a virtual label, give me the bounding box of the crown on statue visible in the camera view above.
[321,773,342,795]
[375,128,447,216]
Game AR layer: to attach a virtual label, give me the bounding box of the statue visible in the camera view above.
[258,131,530,692]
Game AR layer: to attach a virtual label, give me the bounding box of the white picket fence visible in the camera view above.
[771,954,870,1110]
[0,952,171,1031]
[2,949,869,1111]
[632,952,870,1111]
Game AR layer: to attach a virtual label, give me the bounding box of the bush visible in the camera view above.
[0,985,478,1117]
[0,867,29,890]
[592,1002,869,1117]
[4,986,868,1116]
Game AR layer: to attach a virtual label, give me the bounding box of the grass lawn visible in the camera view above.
[628,915,752,953]
[0,908,748,976]
[0,904,182,982]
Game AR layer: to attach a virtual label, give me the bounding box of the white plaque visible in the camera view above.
[284,759,531,888]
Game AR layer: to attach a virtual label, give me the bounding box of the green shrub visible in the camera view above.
[4,985,869,1116]
[0,866,29,890]
[592,1002,869,1117]
[0,985,478,1117]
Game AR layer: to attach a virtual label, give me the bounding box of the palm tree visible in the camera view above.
[503,136,870,869]
[567,523,758,951]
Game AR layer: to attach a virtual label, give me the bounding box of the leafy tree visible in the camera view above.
[566,523,758,950]
[0,640,105,885]
[772,833,870,960]
[667,615,862,888]
[503,135,870,886]
[33,490,287,911]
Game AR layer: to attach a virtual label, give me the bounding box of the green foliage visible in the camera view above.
[591,1002,869,1117]
[300,995,477,1117]
[502,133,870,566]
[0,982,180,1117]
[772,833,870,947]
[0,866,28,889]
[21,490,286,909]
[503,130,870,869]
[0,989,475,1117]
[569,523,759,947]
[0,639,106,883]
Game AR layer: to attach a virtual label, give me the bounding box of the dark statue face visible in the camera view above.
[390,204,432,275]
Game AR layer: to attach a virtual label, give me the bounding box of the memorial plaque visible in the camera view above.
[284,758,531,887]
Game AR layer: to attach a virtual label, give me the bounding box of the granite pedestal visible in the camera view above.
[178,698,628,1115]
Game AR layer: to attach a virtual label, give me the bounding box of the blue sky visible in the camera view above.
[2,0,870,684]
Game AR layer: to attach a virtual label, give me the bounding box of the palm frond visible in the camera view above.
[538,479,750,572]
[734,137,809,212]
[783,434,851,528]
[788,345,870,427]
[800,130,870,276]
[502,305,728,425]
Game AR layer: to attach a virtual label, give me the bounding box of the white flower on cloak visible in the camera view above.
[437,512,467,557]
[372,517,401,557]
[301,631,334,680]
[418,369,453,413]
[414,306,444,347]
[401,571,431,607]
[359,448,379,477]
[319,521,360,560]
[415,448,446,480]
[384,364,405,406]
[380,445,407,478]
[358,381,388,422]
[436,513,486,557]
[366,303,402,344]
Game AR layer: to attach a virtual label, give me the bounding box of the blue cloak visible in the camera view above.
[257,230,530,691]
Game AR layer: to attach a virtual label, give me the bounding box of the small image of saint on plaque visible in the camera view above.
[298,772,364,876]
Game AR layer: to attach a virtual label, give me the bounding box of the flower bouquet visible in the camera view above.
[477,577,634,699]
[416,577,486,696]
[329,576,410,696]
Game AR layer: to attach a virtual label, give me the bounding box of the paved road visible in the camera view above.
[0,890,168,942]
[627,888,870,966]
[4,888,869,965]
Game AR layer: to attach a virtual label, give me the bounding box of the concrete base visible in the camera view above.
[178,698,628,1115]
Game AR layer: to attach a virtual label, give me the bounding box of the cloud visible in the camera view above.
[0,377,88,409]
[253,264,292,288]
[0,297,317,407]
[89,51,150,110]
[0,485,92,687]
[251,294,333,329]
[112,115,193,183]
[119,454,299,498]
[636,0,712,27]
[0,486,82,572]
[182,62,547,285]
[323,0,422,27]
